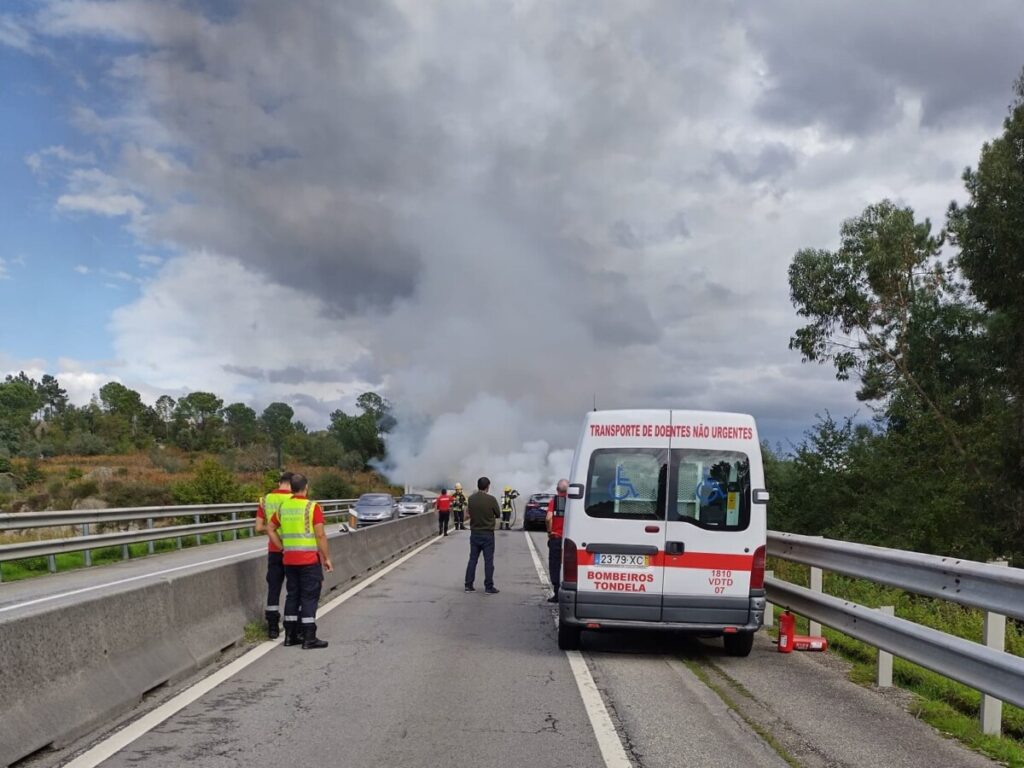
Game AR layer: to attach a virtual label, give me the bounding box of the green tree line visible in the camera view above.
[769,71,1024,564]
[0,374,393,474]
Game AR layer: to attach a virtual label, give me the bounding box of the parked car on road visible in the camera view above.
[523,493,554,530]
[397,494,429,516]
[354,494,398,524]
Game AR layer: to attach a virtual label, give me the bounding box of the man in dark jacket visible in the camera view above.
[464,476,501,594]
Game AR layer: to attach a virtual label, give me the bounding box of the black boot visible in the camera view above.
[302,624,328,650]
[265,611,281,640]
[283,622,301,646]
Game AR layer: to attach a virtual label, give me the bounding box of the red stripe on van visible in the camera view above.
[657,552,753,570]
[578,550,753,570]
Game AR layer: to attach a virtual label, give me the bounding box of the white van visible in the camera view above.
[557,409,768,656]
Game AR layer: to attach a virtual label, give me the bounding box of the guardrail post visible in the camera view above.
[122,543,129,561]
[194,514,201,547]
[48,554,57,573]
[876,606,894,687]
[981,559,1008,736]
[808,565,823,637]
[147,518,155,555]
[231,511,237,541]
[764,570,774,628]
[83,523,92,566]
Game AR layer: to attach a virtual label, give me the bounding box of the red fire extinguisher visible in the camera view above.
[778,610,795,653]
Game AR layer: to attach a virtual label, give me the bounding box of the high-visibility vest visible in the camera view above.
[261,491,290,520]
[278,497,319,554]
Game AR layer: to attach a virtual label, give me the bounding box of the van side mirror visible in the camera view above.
[554,495,567,514]
[752,489,770,504]
[567,483,584,500]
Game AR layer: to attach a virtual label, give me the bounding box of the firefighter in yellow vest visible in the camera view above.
[268,473,334,649]
[254,470,292,638]
[500,486,519,530]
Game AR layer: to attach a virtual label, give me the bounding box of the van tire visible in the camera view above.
[723,632,754,657]
[558,622,581,651]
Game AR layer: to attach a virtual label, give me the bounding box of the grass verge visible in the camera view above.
[769,558,1024,766]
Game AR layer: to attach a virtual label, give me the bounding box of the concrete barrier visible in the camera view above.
[0,513,435,768]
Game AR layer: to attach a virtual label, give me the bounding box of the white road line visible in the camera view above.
[523,531,632,768]
[0,547,266,614]
[61,534,443,768]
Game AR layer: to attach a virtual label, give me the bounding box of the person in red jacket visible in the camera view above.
[545,479,569,603]
[436,488,453,536]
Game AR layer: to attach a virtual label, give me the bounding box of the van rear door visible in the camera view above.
[575,413,668,622]
[661,413,759,625]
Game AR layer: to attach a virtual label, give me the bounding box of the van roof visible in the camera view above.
[585,409,755,423]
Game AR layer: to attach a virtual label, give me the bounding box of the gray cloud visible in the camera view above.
[223,365,359,385]
[746,1,1024,133]
[716,144,797,183]
[24,0,1022,486]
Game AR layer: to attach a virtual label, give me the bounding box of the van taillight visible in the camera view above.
[750,545,766,590]
[563,538,578,583]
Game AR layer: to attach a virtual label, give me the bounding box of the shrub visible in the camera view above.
[0,445,10,473]
[67,431,109,456]
[229,445,277,473]
[101,481,174,508]
[172,459,247,504]
[70,479,100,500]
[311,472,354,500]
[12,459,44,490]
[66,466,84,481]
[149,448,186,474]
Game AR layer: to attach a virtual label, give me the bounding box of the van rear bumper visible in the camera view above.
[558,584,765,634]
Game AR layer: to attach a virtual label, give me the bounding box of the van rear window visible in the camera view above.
[584,448,752,529]
[670,450,751,531]
[584,449,667,520]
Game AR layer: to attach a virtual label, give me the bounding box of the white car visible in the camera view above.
[397,494,429,516]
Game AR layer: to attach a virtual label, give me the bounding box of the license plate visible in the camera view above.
[594,553,649,567]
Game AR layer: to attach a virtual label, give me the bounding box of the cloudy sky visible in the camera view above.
[1,1,1022,487]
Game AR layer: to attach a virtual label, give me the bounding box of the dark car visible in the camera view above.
[523,493,554,530]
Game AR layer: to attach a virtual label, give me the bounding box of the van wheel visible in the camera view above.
[723,632,754,657]
[558,622,581,651]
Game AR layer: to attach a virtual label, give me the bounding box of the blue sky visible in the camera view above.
[1,35,146,363]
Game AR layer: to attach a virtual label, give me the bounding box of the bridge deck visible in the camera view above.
[40,530,997,768]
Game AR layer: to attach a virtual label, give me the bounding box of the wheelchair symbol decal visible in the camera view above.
[609,464,640,501]
[695,473,726,505]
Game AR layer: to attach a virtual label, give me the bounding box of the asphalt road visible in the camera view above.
[55,527,997,768]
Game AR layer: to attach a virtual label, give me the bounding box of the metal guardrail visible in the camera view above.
[768,530,1024,622]
[766,530,1023,735]
[0,499,359,569]
[767,578,1024,710]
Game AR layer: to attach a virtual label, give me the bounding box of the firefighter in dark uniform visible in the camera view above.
[451,483,468,530]
[500,486,519,530]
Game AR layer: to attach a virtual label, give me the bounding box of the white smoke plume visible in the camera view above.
[19,0,1016,488]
